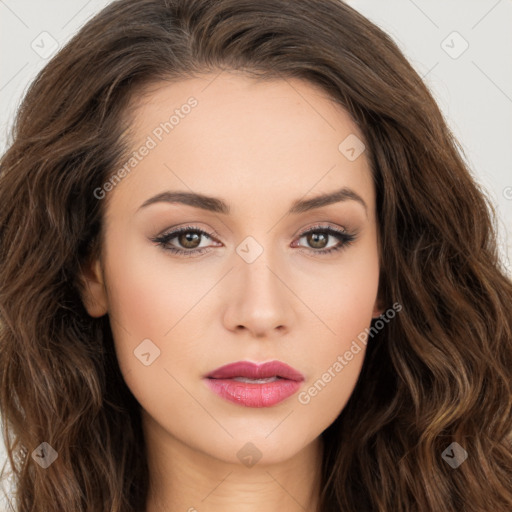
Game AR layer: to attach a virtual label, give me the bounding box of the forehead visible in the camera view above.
[129,71,362,140]
[107,72,374,217]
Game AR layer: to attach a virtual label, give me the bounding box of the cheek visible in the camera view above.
[295,291,373,428]
[295,243,379,418]
[102,222,209,336]
[301,238,380,346]
[99,230,185,379]
[100,229,224,402]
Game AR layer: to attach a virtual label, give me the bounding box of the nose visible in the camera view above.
[222,247,296,339]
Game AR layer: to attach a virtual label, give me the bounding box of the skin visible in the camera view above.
[80,71,383,512]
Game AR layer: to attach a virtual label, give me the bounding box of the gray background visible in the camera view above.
[1,0,511,508]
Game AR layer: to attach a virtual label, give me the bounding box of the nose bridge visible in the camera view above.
[224,232,294,335]
[237,234,284,300]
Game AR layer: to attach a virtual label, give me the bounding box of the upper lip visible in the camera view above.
[206,360,304,381]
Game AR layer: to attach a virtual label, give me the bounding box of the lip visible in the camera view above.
[204,360,304,408]
[206,360,305,381]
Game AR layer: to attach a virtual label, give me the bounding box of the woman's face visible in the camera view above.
[81,72,382,466]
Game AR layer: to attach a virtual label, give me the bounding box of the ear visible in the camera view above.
[78,256,108,317]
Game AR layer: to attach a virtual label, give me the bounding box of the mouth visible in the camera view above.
[204,360,304,408]
[205,360,305,381]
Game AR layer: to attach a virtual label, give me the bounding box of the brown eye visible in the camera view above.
[150,225,220,257]
[178,231,202,249]
[295,225,357,255]
[306,232,328,249]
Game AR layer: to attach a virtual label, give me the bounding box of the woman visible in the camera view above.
[1,0,511,510]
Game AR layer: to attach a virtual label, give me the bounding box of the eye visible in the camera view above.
[150,225,220,258]
[150,224,357,257]
[293,224,356,255]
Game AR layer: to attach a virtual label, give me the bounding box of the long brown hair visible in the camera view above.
[1,0,511,510]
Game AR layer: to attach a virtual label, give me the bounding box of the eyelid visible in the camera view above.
[295,223,349,238]
[156,224,220,240]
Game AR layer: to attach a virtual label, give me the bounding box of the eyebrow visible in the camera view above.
[137,186,367,216]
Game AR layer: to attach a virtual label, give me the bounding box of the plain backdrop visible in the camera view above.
[0,0,511,508]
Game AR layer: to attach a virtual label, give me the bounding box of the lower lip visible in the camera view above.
[204,378,302,407]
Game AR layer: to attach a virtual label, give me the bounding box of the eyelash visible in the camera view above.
[150,224,357,258]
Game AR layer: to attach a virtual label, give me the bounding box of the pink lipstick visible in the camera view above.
[204,360,304,407]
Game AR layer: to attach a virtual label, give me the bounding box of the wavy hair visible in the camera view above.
[1,0,511,510]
